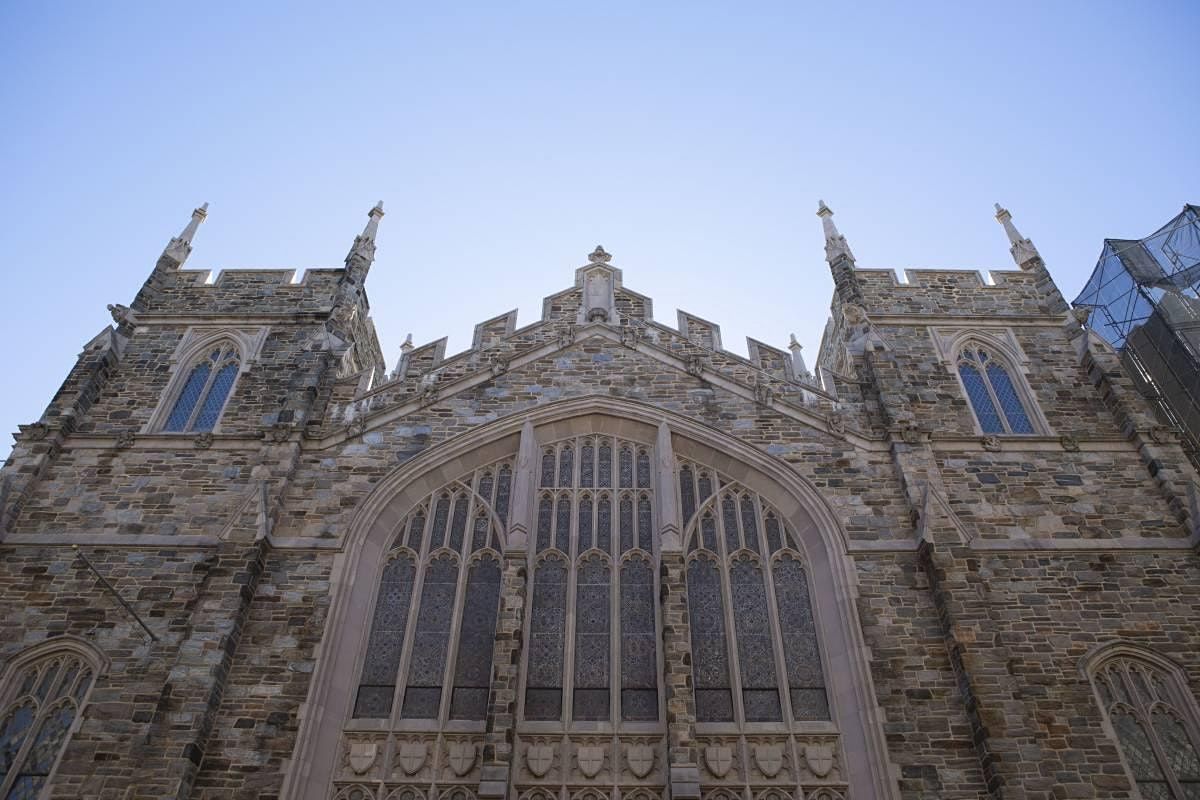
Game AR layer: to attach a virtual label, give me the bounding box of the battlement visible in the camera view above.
[141,266,348,315]
[852,266,1050,317]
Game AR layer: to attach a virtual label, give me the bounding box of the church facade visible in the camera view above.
[1,201,1199,800]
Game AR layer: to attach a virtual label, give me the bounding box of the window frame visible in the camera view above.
[954,340,1044,436]
[160,343,242,433]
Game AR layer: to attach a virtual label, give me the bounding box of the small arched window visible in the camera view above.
[0,642,101,797]
[957,344,1035,434]
[1088,648,1200,799]
[163,344,241,432]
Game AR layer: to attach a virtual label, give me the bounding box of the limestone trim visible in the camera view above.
[282,397,901,800]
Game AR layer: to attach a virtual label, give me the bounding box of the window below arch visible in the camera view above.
[0,642,101,798]
[162,343,241,432]
[956,343,1036,435]
[1089,650,1200,799]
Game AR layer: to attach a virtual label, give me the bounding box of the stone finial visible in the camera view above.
[161,202,208,266]
[588,245,612,264]
[788,333,811,379]
[346,201,385,266]
[390,333,415,380]
[994,203,1040,268]
[401,332,413,353]
[816,200,855,263]
[362,201,385,241]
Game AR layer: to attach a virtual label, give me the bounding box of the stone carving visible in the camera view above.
[347,741,378,775]
[576,744,605,778]
[107,303,134,325]
[703,745,734,779]
[752,743,783,778]
[488,352,511,378]
[525,743,555,778]
[981,435,1001,452]
[115,431,135,449]
[588,245,612,264]
[419,382,440,407]
[896,424,930,444]
[447,741,476,777]
[1148,425,1174,444]
[398,742,428,776]
[193,432,214,449]
[346,417,366,439]
[685,354,707,378]
[1071,306,1092,327]
[386,789,423,800]
[263,422,292,443]
[559,323,576,348]
[1060,434,1080,452]
[625,744,655,779]
[752,376,775,407]
[826,411,845,435]
[620,322,644,349]
[803,742,835,778]
[19,423,47,441]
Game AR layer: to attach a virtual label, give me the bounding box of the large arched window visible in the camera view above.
[956,343,1036,435]
[679,460,829,725]
[162,343,242,432]
[1087,647,1200,799]
[0,640,103,798]
[352,459,512,722]
[522,436,660,725]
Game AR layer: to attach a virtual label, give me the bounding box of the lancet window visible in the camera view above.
[352,459,513,723]
[0,643,100,798]
[679,461,830,725]
[1090,652,1200,799]
[523,436,660,725]
[162,343,242,432]
[956,343,1035,435]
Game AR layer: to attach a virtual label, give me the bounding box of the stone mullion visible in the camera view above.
[478,550,527,800]
[659,550,700,800]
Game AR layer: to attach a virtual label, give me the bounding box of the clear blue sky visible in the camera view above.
[1,1,1196,460]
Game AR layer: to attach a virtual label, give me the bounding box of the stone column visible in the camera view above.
[660,550,699,800]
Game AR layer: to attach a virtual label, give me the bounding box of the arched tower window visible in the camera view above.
[162,343,241,432]
[0,640,103,798]
[956,343,1036,434]
[1087,647,1200,799]
[351,459,511,723]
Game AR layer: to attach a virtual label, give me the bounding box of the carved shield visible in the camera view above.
[448,741,477,777]
[626,744,655,779]
[526,744,555,778]
[348,741,377,775]
[704,745,734,778]
[753,743,784,778]
[398,742,427,775]
[805,743,834,778]
[577,745,605,778]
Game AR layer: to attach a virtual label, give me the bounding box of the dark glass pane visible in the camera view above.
[765,514,783,554]
[598,442,613,487]
[636,450,651,488]
[558,447,574,488]
[597,495,612,553]
[471,515,490,552]
[194,361,238,431]
[1112,709,1164,780]
[619,448,633,488]
[701,515,718,552]
[449,494,469,553]
[573,555,611,720]
[555,494,571,554]
[19,702,75,774]
[1152,709,1200,779]
[621,557,658,721]
[772,555,826,703]
[578,496,594,551]
[959,363,1003,433]
[164,362,210,431]
[450,555,502,719]
[987,363,1035,434]
[477,471,495,507]
[354,554,416,717]
[580,443,595,487]
[730,558,781,721]
[430,495,450,549]
[620,495,634,554]
[402,555,459,719]
[573,688,609,721]
[679,465,696,527]
[740,495,759,554]
[697,472,713,502]
[790,688,830,721]
[495,465,512,524]
[536,496,553,553]
[405,511,426,551]
[541,451,555,487]
[686,557,733,721]
[526,557,568,720]
[721,495,740,554]
[0,700,35,776]
[637,495,653,552]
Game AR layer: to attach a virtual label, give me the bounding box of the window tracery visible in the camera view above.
[353,459,512,722]
[160,342,241,432]
[1089,650,1200,799]
[956,343,1036,435]
[0,641,101,799]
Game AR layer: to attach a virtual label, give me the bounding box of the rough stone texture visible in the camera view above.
[1,217,1198,800]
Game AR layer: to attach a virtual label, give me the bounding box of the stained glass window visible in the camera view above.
[402,554,458,719]
[636,450,651,488]
[537,495,554,553]
[558,446,574,488]
[958,345,1037,435]
[580,441,595,487]
[573,554,610,720]
[597,494,612,553]
[0,648,97,799]
[730,557,781,721]
[495,465,512,524]
[578,495,594,551]
[598,441,613,487]
[687,556,733,722]
[680,465,696,526]
[637,495,653,552]
[621,555,658,720]
[541,450,556,488]
[162,344,241,432]
[526,556,568,720]
[430,494,451,550]
[448,493,469,552]
[619,447,633,488]
[450,555,501,720]
[555,494,571,553]
[773,555,829,720]
[620,495,635,554]
[354,553,416,717]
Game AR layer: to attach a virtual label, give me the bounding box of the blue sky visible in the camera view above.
[1,1,1196,459]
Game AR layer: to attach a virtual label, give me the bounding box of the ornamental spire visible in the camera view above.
[816,200,864,306]
[994,203,1040,268]
[789,333,811,380]
[161,202,208,268]
[346,201,385,270]
[817,200,855,264]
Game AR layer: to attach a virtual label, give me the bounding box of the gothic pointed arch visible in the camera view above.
[283,396,898,800]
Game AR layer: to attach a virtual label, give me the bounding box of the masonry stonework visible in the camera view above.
[1,202,1198,800]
